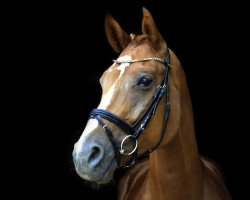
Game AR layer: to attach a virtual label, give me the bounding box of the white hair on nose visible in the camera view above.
[74,119,99,155]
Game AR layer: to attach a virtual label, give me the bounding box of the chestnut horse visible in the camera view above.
[73,8,231,200]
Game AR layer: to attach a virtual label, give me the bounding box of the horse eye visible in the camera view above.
[137,76,152,88]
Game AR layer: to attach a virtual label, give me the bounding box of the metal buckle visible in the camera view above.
[103,125,110,133]
[119,135,138,156]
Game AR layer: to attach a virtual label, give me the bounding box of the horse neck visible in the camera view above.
[117,50,203,200]
[148,50,203,199]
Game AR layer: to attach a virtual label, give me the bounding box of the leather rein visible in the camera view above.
[90,49,171,168]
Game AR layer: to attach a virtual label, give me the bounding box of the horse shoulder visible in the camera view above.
[201,156,232,200]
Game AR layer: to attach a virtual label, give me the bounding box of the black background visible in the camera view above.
[10,0,248,199]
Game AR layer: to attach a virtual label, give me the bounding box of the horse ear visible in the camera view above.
[141,7,166,51]
[105,14,130,53]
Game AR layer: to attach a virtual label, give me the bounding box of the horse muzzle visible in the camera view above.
[72,122,117,184]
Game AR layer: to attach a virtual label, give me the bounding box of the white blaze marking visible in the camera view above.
[75,55,132,153]
[117,55,131,78]
[98,83,116,109]
[108,63,116,72]
[98,55,131,109]
[74,119,98,154]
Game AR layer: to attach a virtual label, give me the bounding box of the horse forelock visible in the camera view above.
[129,34,148,46]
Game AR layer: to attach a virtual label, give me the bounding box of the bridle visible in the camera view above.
[90,49,171,168]
[90,50,171,168]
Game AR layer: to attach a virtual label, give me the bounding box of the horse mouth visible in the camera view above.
[76,157,117,184]
[96,158,116,184]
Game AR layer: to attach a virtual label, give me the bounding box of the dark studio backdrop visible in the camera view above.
[14,0,248,199]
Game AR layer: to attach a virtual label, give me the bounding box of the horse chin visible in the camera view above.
[76,158,117,186]
[95,158,117,184]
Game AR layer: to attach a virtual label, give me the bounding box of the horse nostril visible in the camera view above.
[91,147,100,159]
[88,145,104,168]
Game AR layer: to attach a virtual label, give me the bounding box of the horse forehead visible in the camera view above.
[107,55,132,77]
[102,55,132,90]
[116,55,132,76]
[98,55,132,110]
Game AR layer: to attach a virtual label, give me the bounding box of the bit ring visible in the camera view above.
[119,135,138,156]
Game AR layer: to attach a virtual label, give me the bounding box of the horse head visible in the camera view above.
[73,8,177,184]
